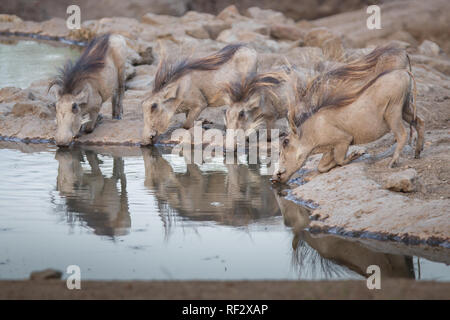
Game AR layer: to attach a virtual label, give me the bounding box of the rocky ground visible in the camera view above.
[0,0,449,247]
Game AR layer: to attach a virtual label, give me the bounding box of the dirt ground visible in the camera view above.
[0,279,449,299]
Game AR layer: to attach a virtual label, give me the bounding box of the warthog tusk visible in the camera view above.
[81,114,91,125]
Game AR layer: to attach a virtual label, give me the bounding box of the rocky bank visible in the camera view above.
[0,0,449,245]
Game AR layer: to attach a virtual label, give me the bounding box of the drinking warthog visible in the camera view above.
[223,66,308,138]
[272,66,424,183]
[141,44,257,145]
[49,34,127,147]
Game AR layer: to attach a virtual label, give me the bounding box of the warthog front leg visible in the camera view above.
[265,117,276,141]
[332,133,365,167]
[84,110,101,133]
[317,151,337,173]
[112,66,125,120]
[301,151,336,182]
[183,107,203,129]
[112,87,124,120]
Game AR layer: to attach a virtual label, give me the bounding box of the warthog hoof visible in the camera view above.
[348,148,367,161]
[388,159,398,168]
[303,171,320,183]
[84,114,103,133]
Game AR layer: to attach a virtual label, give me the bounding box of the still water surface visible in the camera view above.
[0,143,448,281]
[0,37,81,89]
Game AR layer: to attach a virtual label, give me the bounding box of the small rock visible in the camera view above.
[418,40,441,57]
[296,20,315,29]
[0,14,23,23]
[246,7,292,24]
[217,5,243,21]
[30,269,62,280]
[384,169,418,193]
[304,28,345,61]
[185,26,210,39]
[270,24,305,41]
[203,21,231,39]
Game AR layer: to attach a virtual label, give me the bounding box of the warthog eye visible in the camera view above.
[283,138,289,148]
[238,110,245,119]
[72,103,79,114]
[151,103,158,111]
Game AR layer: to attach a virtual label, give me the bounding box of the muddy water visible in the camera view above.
[0,37,81,89]
[0,142,448,281]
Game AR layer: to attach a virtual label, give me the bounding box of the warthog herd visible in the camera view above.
[49,34,424,184]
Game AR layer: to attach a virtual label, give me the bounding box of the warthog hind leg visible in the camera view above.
[414,116,425,158]
[402,100,425,159]
[386,109,408,168]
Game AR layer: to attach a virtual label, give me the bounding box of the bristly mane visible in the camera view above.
[224,71,287,103]
[49,34,110,95]
[153,44,244,93]
[292,44,406,128]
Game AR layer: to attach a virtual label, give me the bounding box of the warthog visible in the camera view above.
[49,34,127,147]
[272,45,424,183]
[223,66,308,138]
[141,44,257,145]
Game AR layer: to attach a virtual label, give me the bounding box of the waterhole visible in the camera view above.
[0,37,81,89]
[0,142,448,281]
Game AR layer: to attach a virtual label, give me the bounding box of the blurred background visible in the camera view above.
[2,0,379,21]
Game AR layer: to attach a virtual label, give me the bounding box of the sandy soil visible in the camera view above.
[0,279,449,299]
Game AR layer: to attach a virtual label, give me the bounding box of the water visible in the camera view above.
[0,37,81,89]
[0,143,448,281]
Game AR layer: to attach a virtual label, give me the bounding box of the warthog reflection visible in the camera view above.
[274,192,415,279]
[142,147,281,228]
[55,148,130,237]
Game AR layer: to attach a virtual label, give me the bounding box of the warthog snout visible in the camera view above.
[142,130,158,146]
[271,168,286,184]
[56,138,74,148]
[55,130,75,148]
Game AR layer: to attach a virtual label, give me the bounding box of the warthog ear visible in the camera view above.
[287,99,298,135]
[221,93,231,107]
[164,83,179,100]
[247,94,261,109]
[75,86,89,105]
[47,82,61,100]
